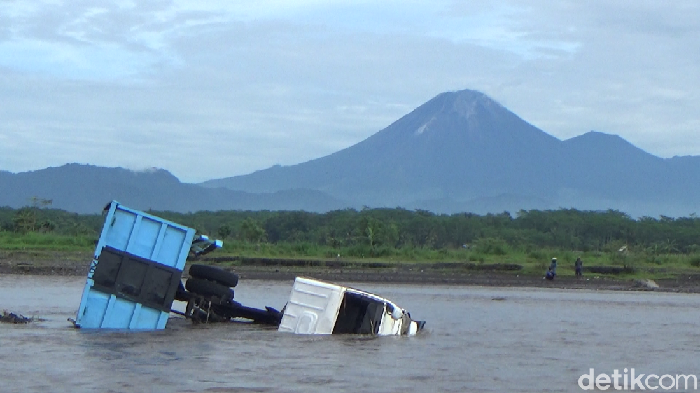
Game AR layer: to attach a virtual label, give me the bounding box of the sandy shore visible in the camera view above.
[2,253,700,293]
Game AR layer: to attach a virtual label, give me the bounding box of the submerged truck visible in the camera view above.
[278,277,425,335]
[73,201,424,335]
[73,201,197,329]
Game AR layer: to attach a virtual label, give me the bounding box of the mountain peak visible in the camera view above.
[398,89,559,153]
[428,89,504,120]
[570,130,626,142]
[564,131,656,157]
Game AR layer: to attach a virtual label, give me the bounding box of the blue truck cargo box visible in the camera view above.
[74,201,196,330]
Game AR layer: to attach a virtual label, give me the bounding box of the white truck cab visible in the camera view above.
[278,277,425,335]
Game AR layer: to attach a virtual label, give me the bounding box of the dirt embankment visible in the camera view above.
[2,251,700,293]
[0,250,92,276]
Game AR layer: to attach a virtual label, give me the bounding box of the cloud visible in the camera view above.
[0,0,699,182]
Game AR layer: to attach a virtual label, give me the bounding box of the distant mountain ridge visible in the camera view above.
[1,89,699,217]
[201,89,700,217]
[0,164,347,214]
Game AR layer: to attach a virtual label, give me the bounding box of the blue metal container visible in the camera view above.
[74,201,195,329]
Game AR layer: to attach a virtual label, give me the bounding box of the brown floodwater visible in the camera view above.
[1,275,699,392]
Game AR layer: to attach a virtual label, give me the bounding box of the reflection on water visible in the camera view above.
[1,275,699,392]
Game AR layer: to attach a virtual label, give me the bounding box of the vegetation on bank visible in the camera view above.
[1,203,700,277]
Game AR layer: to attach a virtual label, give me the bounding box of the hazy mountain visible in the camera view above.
[203,90,563,205]
[202,89,700,217]
[0,164,347,214]
[2,89,699,217]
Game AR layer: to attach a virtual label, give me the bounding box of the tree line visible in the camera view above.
[1,205,699,257]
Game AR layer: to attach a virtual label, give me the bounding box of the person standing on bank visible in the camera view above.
[575,257,583,278]
[545,258,557,280]
[549,258,557,275]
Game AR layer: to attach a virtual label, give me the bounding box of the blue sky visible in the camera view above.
[1,1,698,182]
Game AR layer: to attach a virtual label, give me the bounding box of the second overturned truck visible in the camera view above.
[180,274,425,336]
[279,277,425,335]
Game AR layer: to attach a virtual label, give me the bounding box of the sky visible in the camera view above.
[1,0,698,183]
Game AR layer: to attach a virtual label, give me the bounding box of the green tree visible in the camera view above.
[13,208,36,234]
[239,217,266,244]
[217,224,233,239]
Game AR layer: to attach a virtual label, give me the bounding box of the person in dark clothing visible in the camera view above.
[575,257,583,277]
[545,267,555,280]
[545,258,557,280]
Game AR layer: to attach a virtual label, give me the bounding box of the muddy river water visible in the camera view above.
[1,275,699,393]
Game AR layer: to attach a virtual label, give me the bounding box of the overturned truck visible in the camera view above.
[72,201,424,335]
[279,277,425,335]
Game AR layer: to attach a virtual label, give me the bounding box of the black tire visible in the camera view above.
[185,278,234,301]
[188,264,239,287]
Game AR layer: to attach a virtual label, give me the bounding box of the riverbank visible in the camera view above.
[2,250,700,293]
[228,265,700,293]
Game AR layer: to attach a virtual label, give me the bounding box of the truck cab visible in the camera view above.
[278,277,425,335]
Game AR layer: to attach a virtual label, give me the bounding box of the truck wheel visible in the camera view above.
[188,264,239,287]
[185,278,234,301]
